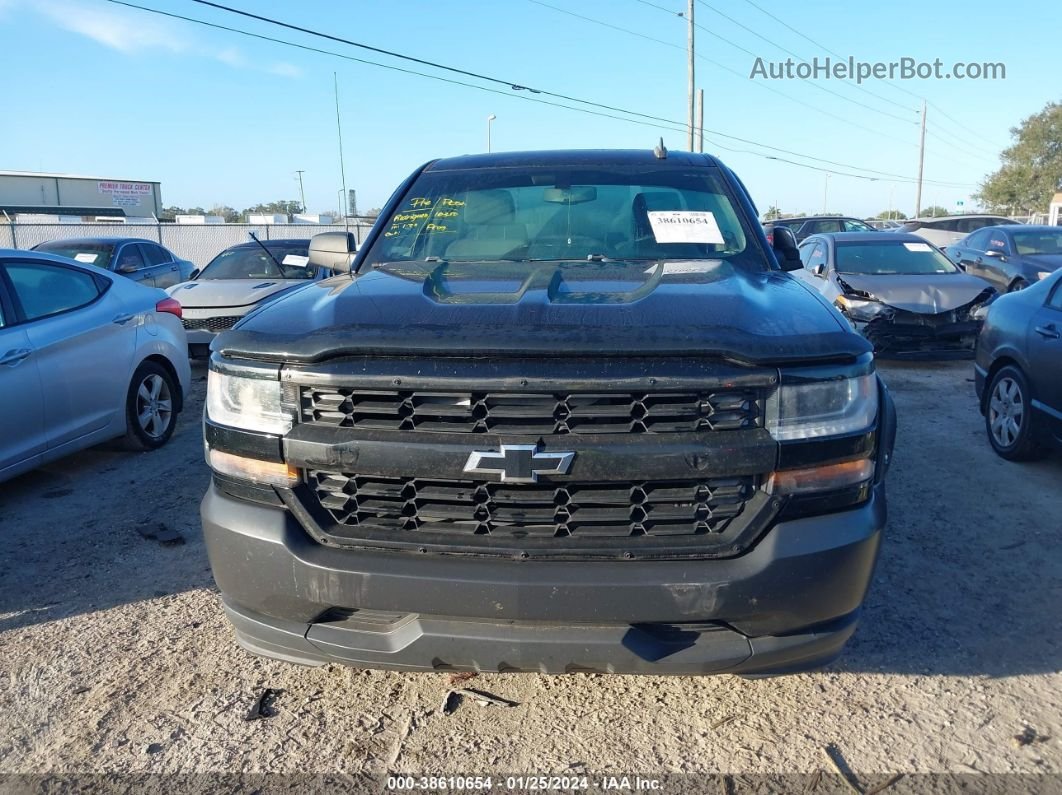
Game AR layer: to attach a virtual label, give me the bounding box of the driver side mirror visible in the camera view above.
[116,263,137,274]
[189,268,200,280]
[308,231,357,275]
[771,226,802,271]
[984,249,1006,259]
[812,263,826,278]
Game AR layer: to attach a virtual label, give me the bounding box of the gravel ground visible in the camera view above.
[0,359,1060,787]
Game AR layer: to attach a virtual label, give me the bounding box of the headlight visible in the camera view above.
[766,374,878,441]
[1037,271,1053,281]
[836,294,888,321]
[206,370,293,434]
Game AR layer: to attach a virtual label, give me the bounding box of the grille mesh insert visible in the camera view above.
[182,316,241,332]
[309,472,756,538]
[301,388,761,435]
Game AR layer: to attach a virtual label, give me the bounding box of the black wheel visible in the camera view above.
[985,365,1046,461]
[122,361,178,451]
[1008,278,1030,293]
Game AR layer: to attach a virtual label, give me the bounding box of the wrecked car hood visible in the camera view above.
[836,272,993,314]
[215,259,871,366]
[167,278,309,309]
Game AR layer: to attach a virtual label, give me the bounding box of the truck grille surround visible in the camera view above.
[286,378,780,559]
[300,387,761,435]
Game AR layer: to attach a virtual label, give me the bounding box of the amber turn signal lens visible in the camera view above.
[208,449,299,487]
[767,458,875,496]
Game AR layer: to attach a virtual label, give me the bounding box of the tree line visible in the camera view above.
[158,201,381,223]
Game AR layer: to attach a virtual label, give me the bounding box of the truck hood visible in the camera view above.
[167,278,307,309]
[216,259,870,365]
[835,272,994,314]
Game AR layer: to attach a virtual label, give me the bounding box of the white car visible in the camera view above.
[168,238,327,357]
[0,249,191,483]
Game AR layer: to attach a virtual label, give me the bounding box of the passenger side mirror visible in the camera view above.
[771,226,803,271]
[812,264,826,278]
[308,232,357,275]
[189,268,200,280]
[117,263,138,274]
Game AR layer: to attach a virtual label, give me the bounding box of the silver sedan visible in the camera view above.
[0,249,192,483]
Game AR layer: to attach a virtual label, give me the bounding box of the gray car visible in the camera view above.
[796,232,997,356]
[167,238,324,356]
[945,225,1062,293]
[0,249,191,483]
[33,237,195,289]
[975,268,1062,459]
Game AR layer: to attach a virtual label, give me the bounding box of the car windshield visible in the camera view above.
[362,164,762,269]
[197,243,313,279]
[835,240,959,275]
[1011,230,1062,255]
[34,241,116,269]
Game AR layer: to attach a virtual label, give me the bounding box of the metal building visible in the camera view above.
[0,170,162,220]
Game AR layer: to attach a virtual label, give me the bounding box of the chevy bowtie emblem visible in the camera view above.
[463,444,575,483]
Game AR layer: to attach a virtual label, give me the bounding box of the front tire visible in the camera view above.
[122,361,178,451]
[985,365,1045,461]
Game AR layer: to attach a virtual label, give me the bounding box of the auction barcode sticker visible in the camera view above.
[647,211,725,244]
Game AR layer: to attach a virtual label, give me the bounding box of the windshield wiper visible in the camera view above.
[248,231,286,272]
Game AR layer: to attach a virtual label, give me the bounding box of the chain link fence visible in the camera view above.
[0,220,375,268]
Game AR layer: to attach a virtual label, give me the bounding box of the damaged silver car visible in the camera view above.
[797,232,997,357]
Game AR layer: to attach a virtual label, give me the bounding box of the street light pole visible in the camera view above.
[487,114,496,153]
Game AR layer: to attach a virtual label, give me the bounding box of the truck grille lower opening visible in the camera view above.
[308,472,757,539]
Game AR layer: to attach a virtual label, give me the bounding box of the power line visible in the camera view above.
[927,101,1009,154]
[693,0,917,125]
[536,0,922,150]
[105,0,975,188]
[736,0,1007,157]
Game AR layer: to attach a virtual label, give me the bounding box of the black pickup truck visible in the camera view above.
[201,149,896,676]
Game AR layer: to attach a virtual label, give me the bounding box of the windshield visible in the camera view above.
[1011,230,1062,256]
[197,242,313,280]
[363,165,761,269]
[835,240,959,275]
[34,241,116,269]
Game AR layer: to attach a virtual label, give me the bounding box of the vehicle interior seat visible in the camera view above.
[444,190,528,260]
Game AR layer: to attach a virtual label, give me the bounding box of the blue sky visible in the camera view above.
[1,0,1057,218]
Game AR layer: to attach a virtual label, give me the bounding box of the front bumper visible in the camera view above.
[202,482,885,675]
[856,315,980,359]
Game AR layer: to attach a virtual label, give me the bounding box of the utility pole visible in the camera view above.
[295,170,306,213]
[334,72,349,218]
[915,100,927,218]
[686,0,695,151]
[695,88,704,153]
[823,173,830,214]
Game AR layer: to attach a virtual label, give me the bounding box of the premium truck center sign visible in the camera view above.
[98,181,153,208]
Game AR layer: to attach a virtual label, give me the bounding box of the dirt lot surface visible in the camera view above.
[1,360,1060,787]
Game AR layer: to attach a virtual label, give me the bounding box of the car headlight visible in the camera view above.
[1037,271,1054,281]
[766,374,878,441]
[206,370,293,434]
[836,294,888,321]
